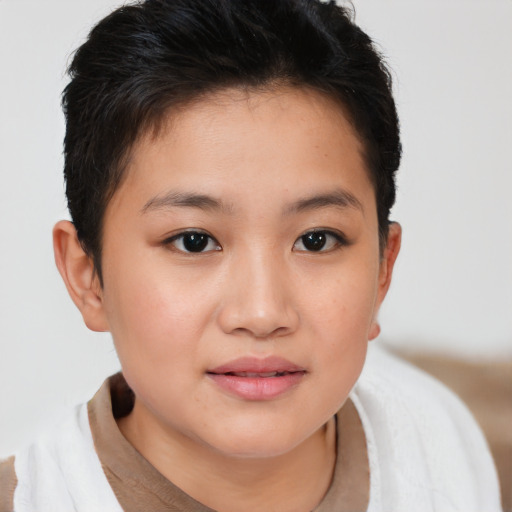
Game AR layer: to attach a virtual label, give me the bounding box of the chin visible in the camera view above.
[203,424,308,460]
[216,440,299,460]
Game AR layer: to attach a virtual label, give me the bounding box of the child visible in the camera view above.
[0,0,501,510]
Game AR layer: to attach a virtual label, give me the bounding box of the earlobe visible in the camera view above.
[368,321,381,341]
[53,220,109,332]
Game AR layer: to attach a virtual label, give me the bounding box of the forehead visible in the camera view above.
[109,86,374,216]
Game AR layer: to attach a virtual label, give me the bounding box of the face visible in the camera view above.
[94,87,393,458]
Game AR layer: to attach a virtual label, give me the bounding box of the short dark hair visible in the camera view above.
[62,0,401,281]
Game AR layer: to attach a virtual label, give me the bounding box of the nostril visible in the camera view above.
[215,276,300,338]
[230,325,293,340]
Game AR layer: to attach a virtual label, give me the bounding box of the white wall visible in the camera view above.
[1,0,511,456]
[353,1,512,357]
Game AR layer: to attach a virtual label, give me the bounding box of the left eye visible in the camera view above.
[165,231,221,253]
[293,230,346,252]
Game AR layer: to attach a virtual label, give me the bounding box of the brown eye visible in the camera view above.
[166,231,221,253]
[293,230,346,252]
[301,232,327,251]
[182,233,209,252]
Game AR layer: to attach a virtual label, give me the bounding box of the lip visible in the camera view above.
[207,356,306,401]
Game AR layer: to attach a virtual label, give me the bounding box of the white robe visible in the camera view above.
[13,345,502,511]
[353,346,502,512]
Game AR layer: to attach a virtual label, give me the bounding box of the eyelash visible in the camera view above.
[163,229,348,254]
[293,229,348,253]
[163,230,221,253]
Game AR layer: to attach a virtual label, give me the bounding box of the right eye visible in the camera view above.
[164,231,221,253]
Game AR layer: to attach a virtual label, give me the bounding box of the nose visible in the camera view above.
[216,250,299,339]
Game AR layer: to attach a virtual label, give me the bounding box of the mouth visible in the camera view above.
[217,370,299,378]
[207,357,306,400]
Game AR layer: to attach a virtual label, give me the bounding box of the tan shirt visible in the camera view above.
[0,373,369,512]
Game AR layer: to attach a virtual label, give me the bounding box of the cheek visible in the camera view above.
[102,267,213,367]
[301,261,379,336]
[311,280,372,408]
[298,254,379,390]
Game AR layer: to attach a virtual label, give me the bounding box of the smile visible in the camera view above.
[207,357,306,401]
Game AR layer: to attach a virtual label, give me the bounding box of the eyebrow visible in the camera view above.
[141,191,230,214]
[284,189,364,215]
[141,188,363,216]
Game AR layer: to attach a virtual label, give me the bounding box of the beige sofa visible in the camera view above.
[399,352,512,512]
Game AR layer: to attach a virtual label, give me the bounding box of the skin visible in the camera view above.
[54,87,401,512]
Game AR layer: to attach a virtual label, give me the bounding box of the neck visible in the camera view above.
[118,401,337,512]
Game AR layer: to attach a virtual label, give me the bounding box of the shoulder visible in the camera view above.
[8,402,123,512]
[357,344,491,443]
[351,344,502,512]
[0,456,16,512]
[358,344,475,414]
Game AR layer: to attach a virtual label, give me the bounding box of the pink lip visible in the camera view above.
[207,356,306,401]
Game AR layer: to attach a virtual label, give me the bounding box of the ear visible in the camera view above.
[368,222,402,341]
[53,220,109,332]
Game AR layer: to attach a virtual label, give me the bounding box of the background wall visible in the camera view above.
[1,0,511,456]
